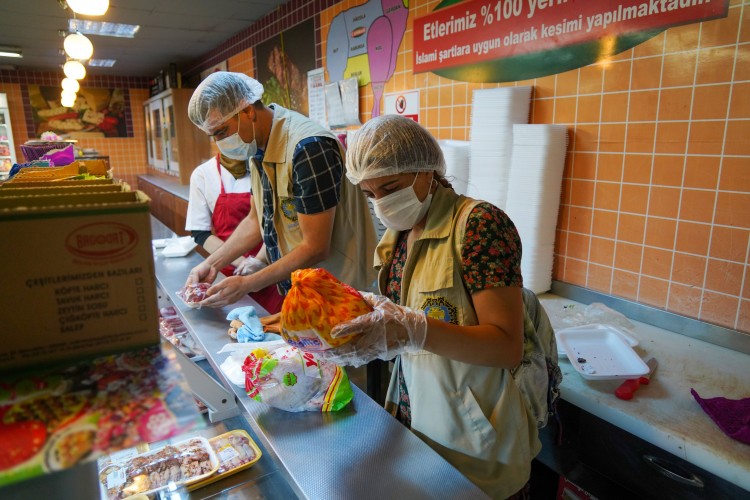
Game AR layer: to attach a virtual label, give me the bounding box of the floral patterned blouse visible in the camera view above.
[384,202,523,428]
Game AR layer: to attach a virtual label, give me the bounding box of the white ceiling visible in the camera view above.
[0,0,287,76]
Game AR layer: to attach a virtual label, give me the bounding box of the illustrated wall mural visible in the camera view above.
[28,85,129,138]
[326,0,409,117]
[256,19,317,115]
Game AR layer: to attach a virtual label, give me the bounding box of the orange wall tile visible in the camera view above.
[167,0,749,334]
[64,0,742,334]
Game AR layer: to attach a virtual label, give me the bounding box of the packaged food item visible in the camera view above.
[0,345,203,488]
[159,308,205,360]
[281,268,372,352]
[187,430,261,491]
[242,344,353,412]
[177,283,211,308]
[98,437,218,500]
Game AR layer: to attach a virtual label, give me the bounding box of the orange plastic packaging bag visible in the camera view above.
[281,268,372,352]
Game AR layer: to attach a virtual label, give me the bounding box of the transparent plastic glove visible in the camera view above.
[318,293,428,367]
[234,256,267,276]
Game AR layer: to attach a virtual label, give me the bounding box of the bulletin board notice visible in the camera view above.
[413,0,729,74]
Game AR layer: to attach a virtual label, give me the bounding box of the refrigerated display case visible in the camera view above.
[0,93,17,180]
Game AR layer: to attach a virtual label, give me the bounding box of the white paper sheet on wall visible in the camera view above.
[325,77,360,129]
[307,68,327,128]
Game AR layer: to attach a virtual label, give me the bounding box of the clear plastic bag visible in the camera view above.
[176,283,211,309]
[546,302,635,332]
[242,343,353,412]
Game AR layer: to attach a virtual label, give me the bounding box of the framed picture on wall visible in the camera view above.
[255,19,316,115]
[27,85,129,138]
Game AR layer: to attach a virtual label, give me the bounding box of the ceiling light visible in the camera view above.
[61,93,77,108]
[62,77,80,93]
[66,0,109,16]
[88,58,116,67]
[61,89,77,100]
[69,19,140,38]
[63,60,86,79]
[0,48,22,58]
[64,31,94,60]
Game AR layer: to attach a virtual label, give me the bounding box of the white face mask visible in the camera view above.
[216,114,257,160]
[372,173,433,231]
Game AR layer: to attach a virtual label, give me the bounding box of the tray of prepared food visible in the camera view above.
[187,430,262,491]
[98,436,219,500]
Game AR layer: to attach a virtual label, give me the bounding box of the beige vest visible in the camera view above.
[250,105,376,291]
[375,185,541,499]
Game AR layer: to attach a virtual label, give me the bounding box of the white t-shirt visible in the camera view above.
[185,157,252,232]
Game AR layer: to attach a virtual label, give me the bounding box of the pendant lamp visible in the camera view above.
[61,77,80,93]
[66,0,109,16]
[64,31,93,60]
[61,90,77,107]
[63,60,86,80]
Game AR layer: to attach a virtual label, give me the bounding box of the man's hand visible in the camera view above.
[201,275,256,308]
[186,261,218,287]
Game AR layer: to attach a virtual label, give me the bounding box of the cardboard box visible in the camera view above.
[0,184,126,197]
[0,191,138,209]
[1,178,116,188]
[75,158,109,175]
[0,190,160,371]
[6,160,111,182]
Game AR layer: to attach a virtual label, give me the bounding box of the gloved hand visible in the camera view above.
[234,256,267,276]
[226,306,282,342]
[317,293,428,367]
[186,260,217,287]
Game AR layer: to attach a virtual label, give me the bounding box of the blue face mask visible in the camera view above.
[216,113,257,160]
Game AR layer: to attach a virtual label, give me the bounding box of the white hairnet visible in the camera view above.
[188,72,264,133]
[346,115,446,185]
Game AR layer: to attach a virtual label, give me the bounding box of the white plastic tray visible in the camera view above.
[152,237,174,249]
[161,236,198,257]
[556,325,650,380]
[556,323,638,357]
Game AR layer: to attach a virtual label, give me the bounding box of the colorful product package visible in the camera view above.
[281,268,372,352]
[242,344,353,412]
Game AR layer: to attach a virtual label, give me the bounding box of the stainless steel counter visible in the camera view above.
[151,219,487,499]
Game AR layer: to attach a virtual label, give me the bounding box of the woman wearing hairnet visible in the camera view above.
[184,72,376,307]
[323,115,552,499]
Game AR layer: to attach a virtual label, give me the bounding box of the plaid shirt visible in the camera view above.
[252,136,343,293]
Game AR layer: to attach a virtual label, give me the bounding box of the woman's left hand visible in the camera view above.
[318,293,428,367]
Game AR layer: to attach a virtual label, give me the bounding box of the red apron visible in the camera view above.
[211,156,285,314]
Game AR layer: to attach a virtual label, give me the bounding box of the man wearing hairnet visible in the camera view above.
[313,115,559,499]
[185,72,376,307]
